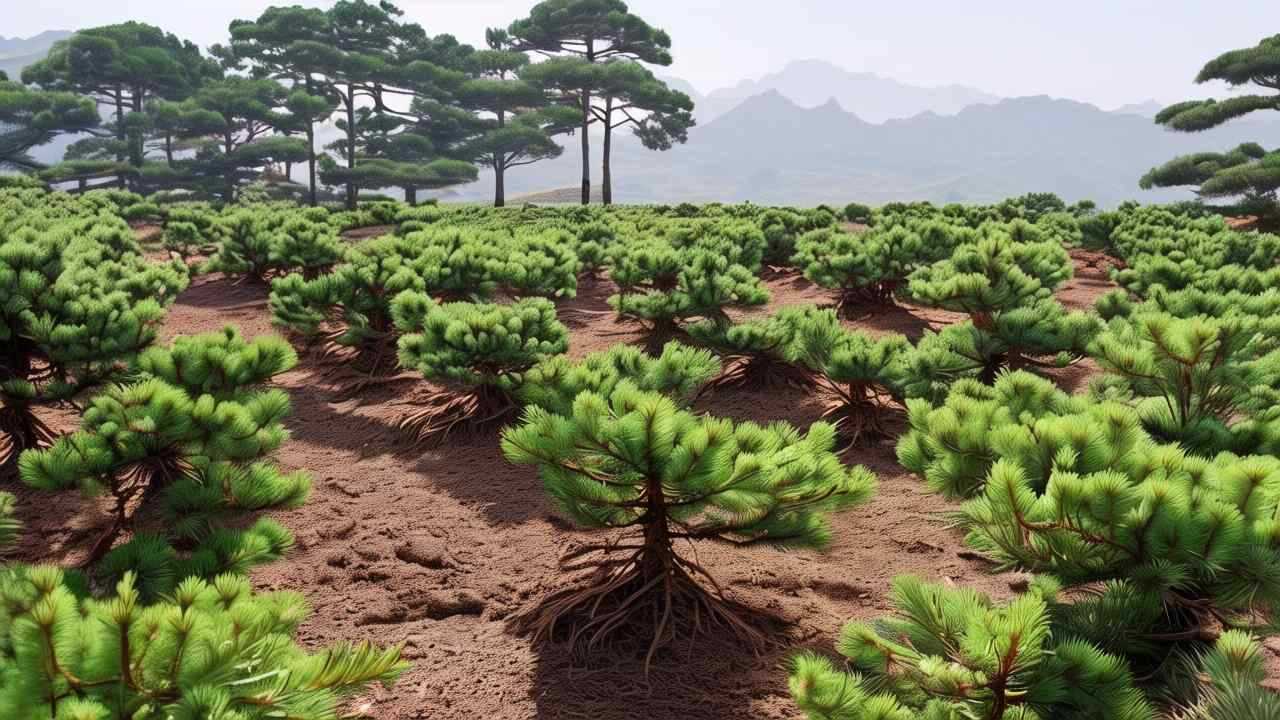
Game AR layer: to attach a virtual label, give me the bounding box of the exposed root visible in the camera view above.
[306,329,406,400]
[397,385,518,446]
[0,404,57,481]
[698,354,816,395]
[815,377,902,448]
[833,282,901,317]
[514,540,777,674]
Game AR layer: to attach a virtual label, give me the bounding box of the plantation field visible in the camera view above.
[7,184,1280,719]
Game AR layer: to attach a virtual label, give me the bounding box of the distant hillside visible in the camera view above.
[0,31,70,79]
[1112,100,1165,118]
[450,91,1280,207]
[692,59,1000,123]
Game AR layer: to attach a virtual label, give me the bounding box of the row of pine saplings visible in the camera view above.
[4,187,1280,717]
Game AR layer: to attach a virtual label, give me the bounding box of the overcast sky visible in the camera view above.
[6,0,1278,109]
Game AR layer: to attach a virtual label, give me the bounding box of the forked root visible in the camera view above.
[307,331,407,400]
[513,542,778,674]
[397,385,518,446]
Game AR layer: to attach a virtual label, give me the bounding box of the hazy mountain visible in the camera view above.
[692,59,1000,123]
[1111,100,1165,118]
[451,91,1280,207]
[0,31,70,79]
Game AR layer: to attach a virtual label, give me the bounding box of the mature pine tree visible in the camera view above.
[502,386,875,668]
[1142,35,1280,222]
[459,31,580,207]
[22,23,220,185]
[594,60,694,205]
[507,0,680,204]
[218,5,338,205]
[0,78,99,171]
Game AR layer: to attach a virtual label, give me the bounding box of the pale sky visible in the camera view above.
[6,0,1278,109]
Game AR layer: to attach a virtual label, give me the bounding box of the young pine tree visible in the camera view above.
[686,305,836,391]
[790,576,1153,720]
[907,226,1098,382]
[0,568,406,719]
[795,220,972,314]
[1090,312,1280,454]
[501,386,876,668]
[391,293,569,442]
[18,328,308,592]
[608,231,769,351]
[1,216,188,479]
[798,323,913,446]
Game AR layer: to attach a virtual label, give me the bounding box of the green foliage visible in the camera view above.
[1145,35,1280,221]
[687,305,835,391]
[608,226,768,341]
[519,341,720,416]
[393,294,568,392]
[0,569,406,719]
[799,323,912,445]
[1,192,188,476]
[1090,312,1280,454]
[796,220,971,311]
[19,328,307,593]
[842,202,872,224]
[502,385,875,660]
[203,208,342,282]
[790,576,1152,720]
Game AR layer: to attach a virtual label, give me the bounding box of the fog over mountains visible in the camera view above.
[8,31,1273,207]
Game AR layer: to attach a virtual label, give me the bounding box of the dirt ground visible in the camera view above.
[15,244,1184,719]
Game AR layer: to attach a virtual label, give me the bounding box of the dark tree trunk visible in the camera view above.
[305,76,318,207]
[405,186,417,206]
[113,85,127,189]
[494,158,506,208]
[494,110,506,208]
[345,84,357,210]
[580,39,594,205]
[580,91,591,205]
[224,129,236,203]
[602,97,613,206]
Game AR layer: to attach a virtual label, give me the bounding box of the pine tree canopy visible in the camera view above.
[790,576,1154,720]
[687,305,834,391]
[502,385,875,665]
[518,340,720,416]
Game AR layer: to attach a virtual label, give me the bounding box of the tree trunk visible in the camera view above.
[305,76,318,207]
[113,85,126,189]
[494,158,506,208]
[580,39,594,205]
[345,84,357,210]
[494,109,506,208]
[640,469,673,584]
[405,186,417,206]
[602,97,613,206]
[224,130,236,203]
[580,91,591,205]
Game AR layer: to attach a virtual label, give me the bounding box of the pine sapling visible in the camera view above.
[799,323,912,445]
[392,293,568,442]
[686,305,836,391]
[502,386,875,669]
[790,576,1153,720]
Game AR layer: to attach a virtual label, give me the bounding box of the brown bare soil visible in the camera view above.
[18,246,1215,719]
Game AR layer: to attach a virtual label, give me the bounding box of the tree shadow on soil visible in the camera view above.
[408,433,551,526]
[174,273,271,310]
